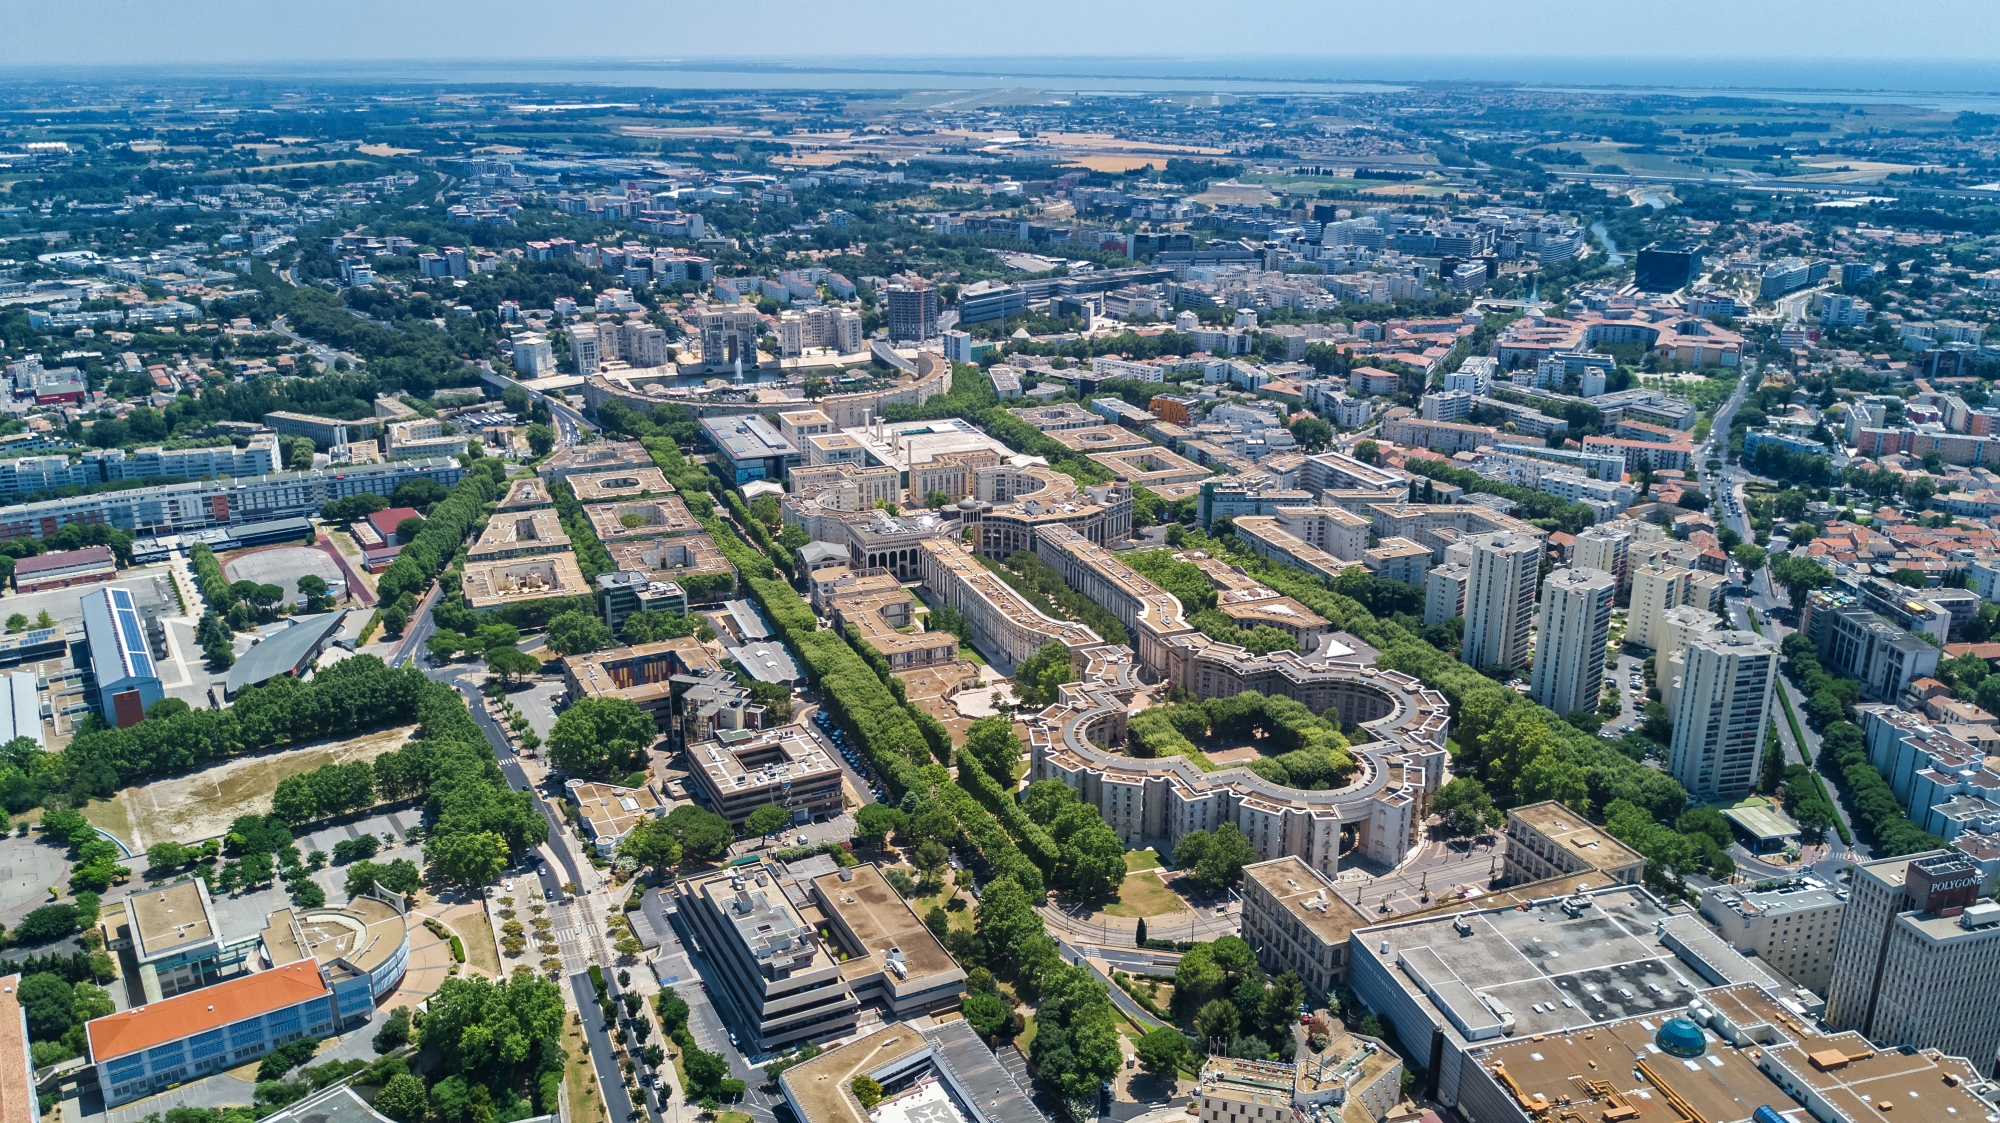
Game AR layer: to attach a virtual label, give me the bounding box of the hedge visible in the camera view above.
[723,488,796,579]
[449,936,465,963]
[190,542,230,613]
[643,445,934,796]
[640,441,1053,895]
[378,471,500,605]
[957,756,1062,872]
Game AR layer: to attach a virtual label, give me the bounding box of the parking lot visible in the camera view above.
[0,833,86,938]
[805,703,889,808]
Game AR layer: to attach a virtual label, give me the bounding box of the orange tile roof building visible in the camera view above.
[90,962,336,1105]
[0,976,29,1123]
[87,888,412,1107]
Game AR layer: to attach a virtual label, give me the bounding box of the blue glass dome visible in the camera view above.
[1655,1018,1706,1058]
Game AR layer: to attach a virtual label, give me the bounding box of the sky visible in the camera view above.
[5,0,2000,79]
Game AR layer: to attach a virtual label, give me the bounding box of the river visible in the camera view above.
[1590,221,1626,265]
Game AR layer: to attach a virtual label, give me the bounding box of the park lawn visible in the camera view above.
[717,1113,754,1123]
[1099,871,1187,919]
[458,914,501,977]
[1017,1013,1038,1055]
[914,885,974,932]
[1124,849,1163,872]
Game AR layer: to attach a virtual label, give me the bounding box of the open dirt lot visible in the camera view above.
[113,724,419,850]
[222,545,347,603]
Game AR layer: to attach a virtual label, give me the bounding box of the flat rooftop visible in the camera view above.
[0,976,28,1123]
[497,476,554,511]
[1509,800,1646,873]
[811,864,958,983]
[690,726,840,799]
[462,552,589,610]
[126,880,218,962]
[264,895,407,976]
[569,780,665,844]
[1220,595,1330,631]
[1471,987,1805,1123]
[1044,425,1152,453]
[1362,887,1703,1040]
[603,532,732,580]
[563,637,715,708]
[695,867,833,978]
[467,509,571,559]
[918,537,1100,649]
[541,439,654,477]
[1085,444,1210,484]
[1244,856,1371,947]
[1766,1031,1997,1122]
[585,496,701,544]
[1037,524,1187,632]
[839,419,1017,474]
[569,466,675,503]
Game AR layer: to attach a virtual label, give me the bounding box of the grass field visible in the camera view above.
[457,912,501,977]
[1124,849,1163,872]
[115,724,417,850]
[1099,871,1187,919]
[567,1030,606,1123]
[79,796,133,849]
[913,881,975,932]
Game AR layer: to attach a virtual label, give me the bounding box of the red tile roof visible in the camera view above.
[87,962,326,1061]
[13,546,113,576]
[366,507,424,539]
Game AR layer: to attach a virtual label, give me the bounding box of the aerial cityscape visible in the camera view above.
[8,10,2000,1123]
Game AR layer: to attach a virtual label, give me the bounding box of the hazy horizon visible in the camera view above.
[7,0,2000,95]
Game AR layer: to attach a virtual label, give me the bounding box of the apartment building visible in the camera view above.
[1197,482,1315,528]
[264,411,382,445]
[1571,521,1633,590]
[1500,800,1645,887]
[825,568,960,671]
[0,458,464,543]
[1460,532,1542,673]
[1362,538,1431,585]
[1529,567,1614,718]
[1423,564,1470,626]
[1030,644,1448,873]
[1698,882,1844,993]
[1231,516,1354,583]
[1667,629,1778,800]
[917,536,1100,672]
[1239,857,1369,992]
[1817,606,1942,701]
[1627,561,1726,651]
[1378,416,1499,455]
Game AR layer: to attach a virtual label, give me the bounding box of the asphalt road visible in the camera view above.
[1708,454,1873,879]
[571,972,650,1123]
[390,582,444,669]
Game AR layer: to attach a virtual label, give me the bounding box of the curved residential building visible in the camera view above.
[1026,639,1450,873]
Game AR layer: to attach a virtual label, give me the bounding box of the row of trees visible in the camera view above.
[271,760,380,825]
[378,468,501,610]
